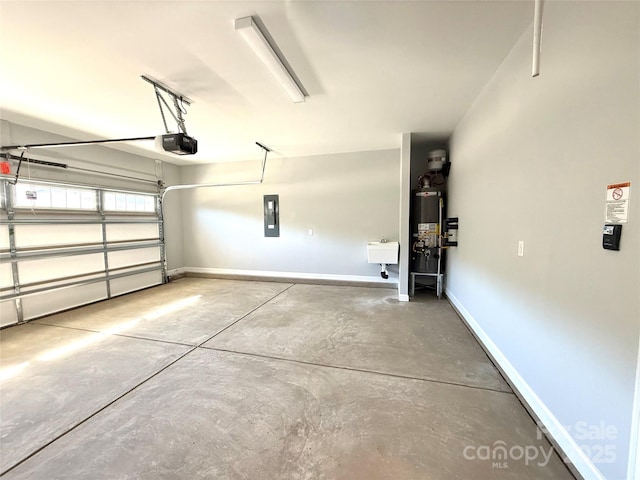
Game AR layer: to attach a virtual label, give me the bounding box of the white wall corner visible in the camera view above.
[398,132,412,299]
[446,289,607,480]
[398,294,410,302]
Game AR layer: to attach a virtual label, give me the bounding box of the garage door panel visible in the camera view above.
[0,299,18,327]
[110,271,162,297]
[18,254,106,284]
[0,263,13,289]
[14,224,102,248]
[20,272,107,293]
[106,223,159,243]
[22,282,108,321]
[108,247,161,270]
[0,226,9,250]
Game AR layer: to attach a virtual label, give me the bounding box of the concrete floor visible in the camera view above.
[0,278,575,479]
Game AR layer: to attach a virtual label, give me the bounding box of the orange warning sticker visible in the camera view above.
[607,182,631,190]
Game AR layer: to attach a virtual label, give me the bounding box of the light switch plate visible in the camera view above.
[518,240,525,257]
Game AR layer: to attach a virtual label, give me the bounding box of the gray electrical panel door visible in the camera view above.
[263,194,279,237]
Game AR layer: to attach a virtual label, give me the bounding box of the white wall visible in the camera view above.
[446,2,639,479]
[180,149,400,281]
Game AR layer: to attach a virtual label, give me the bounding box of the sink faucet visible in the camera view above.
[380,237,387,243]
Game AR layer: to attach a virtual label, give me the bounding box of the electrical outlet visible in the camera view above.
[518,240,525,257]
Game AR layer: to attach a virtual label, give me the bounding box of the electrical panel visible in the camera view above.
[263,194,279,237]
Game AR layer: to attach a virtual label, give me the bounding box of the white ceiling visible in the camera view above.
[0,1,532,165]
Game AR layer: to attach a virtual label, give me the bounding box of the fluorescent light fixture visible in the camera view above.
[235,16,305,103]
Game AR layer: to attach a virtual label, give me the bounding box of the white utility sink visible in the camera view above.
[367,241,399,264]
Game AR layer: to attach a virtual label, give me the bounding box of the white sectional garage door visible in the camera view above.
[0,179,164,327]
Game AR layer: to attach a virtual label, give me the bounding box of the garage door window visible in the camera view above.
[14,182,97,210]
[103,191,155,213]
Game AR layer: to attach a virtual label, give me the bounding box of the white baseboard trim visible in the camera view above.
[167,267,186,278]
[185,267,398,287]
[446,289,605,480]
[398,294,410,302]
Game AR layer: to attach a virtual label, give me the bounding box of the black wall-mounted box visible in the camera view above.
[603,224,622,251]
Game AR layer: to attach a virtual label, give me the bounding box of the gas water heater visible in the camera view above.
[411,189,442,274]
[409,148,458,298]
